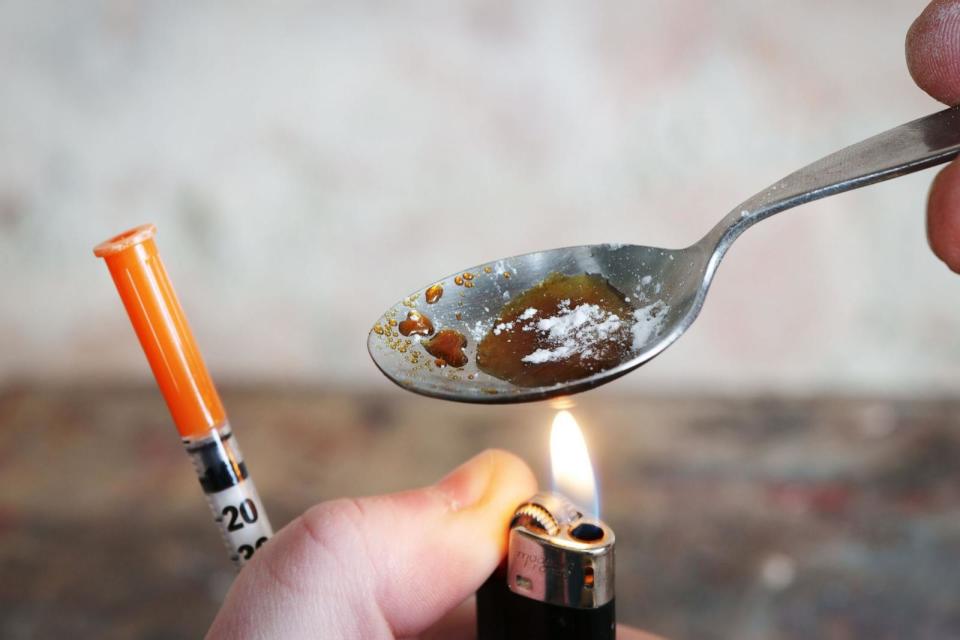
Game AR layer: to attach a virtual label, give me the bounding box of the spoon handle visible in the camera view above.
[709,106,960,249]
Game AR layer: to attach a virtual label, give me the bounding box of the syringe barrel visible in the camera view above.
[94,224,272,567]
[185,424,273,566]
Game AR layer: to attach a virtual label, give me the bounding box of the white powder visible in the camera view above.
[640,275,653,286]
[520,302,625,364]
[523,343,578,364]
[631,301,668,350]
[493,321,514,336]
[494,308,534,336]
[469,320,488,343]
[489,296,670,366]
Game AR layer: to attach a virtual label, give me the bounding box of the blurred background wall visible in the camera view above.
[1,0,957,395]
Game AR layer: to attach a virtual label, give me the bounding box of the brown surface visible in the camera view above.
[2,385,960,639]
[476,273,634,387]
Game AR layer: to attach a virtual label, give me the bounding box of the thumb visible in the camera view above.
[207,449,538,640]
[906,0,960,105]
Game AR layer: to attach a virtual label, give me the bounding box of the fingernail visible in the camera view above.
[434,450,495,511]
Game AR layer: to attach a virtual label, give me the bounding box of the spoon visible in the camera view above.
[368,107,960,403]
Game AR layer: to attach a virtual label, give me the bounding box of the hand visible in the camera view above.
[206,449,659,639]
[908,0,960,272]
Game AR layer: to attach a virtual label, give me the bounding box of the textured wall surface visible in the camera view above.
[2,0,958,393]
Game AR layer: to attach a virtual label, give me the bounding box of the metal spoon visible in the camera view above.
[368,107,960,403]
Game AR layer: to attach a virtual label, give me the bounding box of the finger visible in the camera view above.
[206,449,537,640]
[906,0,960,104]
[927,159,960,272]
[418,597,475,640]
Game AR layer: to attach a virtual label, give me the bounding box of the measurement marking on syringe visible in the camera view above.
[191,426,273,567]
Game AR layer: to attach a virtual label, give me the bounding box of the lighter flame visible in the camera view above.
[550,410,599,517]
[550,396,576,410]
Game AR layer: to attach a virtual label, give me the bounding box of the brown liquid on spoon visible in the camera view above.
[423,328,468,368]
[476,272,633,387]
[425,284,443,304]
[398,310,434,337]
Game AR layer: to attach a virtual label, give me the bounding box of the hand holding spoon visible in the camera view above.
[368,107,960,403]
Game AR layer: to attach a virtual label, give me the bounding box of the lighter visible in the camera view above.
[477,491,616,639]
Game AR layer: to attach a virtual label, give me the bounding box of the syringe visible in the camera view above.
[94,224,273,568]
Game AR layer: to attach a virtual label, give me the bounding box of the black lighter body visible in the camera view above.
[477,492,616,640]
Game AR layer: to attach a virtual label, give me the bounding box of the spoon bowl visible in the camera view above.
[368,242,707,403]
[369,107,960,403]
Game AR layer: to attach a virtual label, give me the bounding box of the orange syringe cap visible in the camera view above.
[94,224,226,439]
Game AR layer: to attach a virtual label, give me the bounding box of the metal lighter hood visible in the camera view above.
[507,492,615,609]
